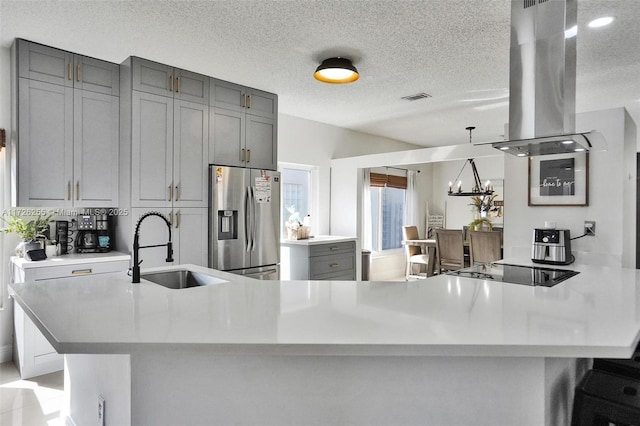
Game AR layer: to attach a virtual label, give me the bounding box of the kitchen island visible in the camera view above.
[9,261,640,425]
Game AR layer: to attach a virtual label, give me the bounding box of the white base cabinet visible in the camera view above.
[11,255,130,379]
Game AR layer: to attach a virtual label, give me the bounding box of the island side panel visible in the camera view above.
[64,354,131,426]
[130,351,550,426]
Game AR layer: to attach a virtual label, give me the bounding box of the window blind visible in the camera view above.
[369,172,407,189]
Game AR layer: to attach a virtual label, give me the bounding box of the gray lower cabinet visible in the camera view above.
[16,79,119,207]
[209,79,277,170]
[282,240,357,280]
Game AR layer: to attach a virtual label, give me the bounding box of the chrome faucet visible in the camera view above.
[132,211,173,283]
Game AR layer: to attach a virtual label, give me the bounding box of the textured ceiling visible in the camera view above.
[1,0,638,148]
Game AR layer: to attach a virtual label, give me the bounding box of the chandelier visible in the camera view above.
[447,127,495,197]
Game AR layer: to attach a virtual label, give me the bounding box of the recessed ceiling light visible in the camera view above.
[499,146,510,151]
[562,140,574,145]
[574,148,586,152]
[588,17,615,28]
[314,57,359,84]
[516,153,527,157]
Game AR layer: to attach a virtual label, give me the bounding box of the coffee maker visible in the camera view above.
[531,229,573,265]
[76,214,113,253]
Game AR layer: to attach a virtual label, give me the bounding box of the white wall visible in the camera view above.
[277,114,419,235]
[65,354,131,426]
[504,107,637,267]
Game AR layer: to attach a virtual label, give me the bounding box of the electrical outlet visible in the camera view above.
[584,221,596,236]
[98,396,105,426]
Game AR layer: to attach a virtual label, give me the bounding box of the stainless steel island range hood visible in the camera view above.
[490,0,606,156]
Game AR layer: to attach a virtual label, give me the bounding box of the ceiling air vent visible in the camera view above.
[524,0,535,8]
[401,93,432,101]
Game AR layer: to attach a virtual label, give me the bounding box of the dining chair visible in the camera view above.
[468,230,503,265]
[402,225,430,280]
[434,229,467,273]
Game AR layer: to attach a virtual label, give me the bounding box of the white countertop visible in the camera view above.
[9,260,640,358]
[281,235,357,245]
[12,251,131,269]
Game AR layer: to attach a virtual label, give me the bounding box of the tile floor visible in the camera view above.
[0,362,64,426]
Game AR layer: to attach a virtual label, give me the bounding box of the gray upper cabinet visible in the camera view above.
[210,79,277,170]
[17,39,118,95]
[130,86,208,208]
[18,79,74,206]
[132,57,209,104]
[131,91,174,208]
[73,90,120,206]
[211,79,277,119]
[14,40,119,207]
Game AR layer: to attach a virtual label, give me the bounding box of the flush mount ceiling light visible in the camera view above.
[313,57,359,84]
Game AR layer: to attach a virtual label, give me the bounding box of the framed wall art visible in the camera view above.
[528,152,589,206]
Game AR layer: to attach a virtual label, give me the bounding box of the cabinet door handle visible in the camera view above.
[168,185,173,201]
[169,211,173,226]
[246,149,251,163]
[169,75,174,92]
[241,148,245,163]
[175,184,179,201]
[76,181,80,200]
[247,94,251,109]
[242,94,246,108]
[176,77,180,93]
[175,211,180,228]
[72,269,92,276]
[67,181,71,200]
[76,64,81,82]
[330,246,339,251]
[330,263,340,268]
[68,62,72,80]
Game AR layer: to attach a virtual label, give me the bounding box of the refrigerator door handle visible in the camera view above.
[250,186,257,251]
[244,186,251,252]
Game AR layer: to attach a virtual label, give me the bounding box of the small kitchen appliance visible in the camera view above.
[55,220,69,255]
[76,213,113,253]
[531,228,573,265]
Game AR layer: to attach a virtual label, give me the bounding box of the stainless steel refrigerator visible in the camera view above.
[209,165,280,279]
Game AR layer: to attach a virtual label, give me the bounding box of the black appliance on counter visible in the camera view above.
[55,220,70,255]
[75,214,113,253]
[531,228,573,265]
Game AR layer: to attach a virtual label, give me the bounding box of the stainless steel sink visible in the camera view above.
[140,270,228,289]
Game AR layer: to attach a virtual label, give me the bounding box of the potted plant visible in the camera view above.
[1,213,53,257]
[469,194,498,219]
[468,217,493,231]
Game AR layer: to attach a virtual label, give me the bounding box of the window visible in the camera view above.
[282,167,311,229]
[369,172,407,251]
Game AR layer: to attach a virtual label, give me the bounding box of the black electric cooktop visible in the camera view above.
[446,263,579,287]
